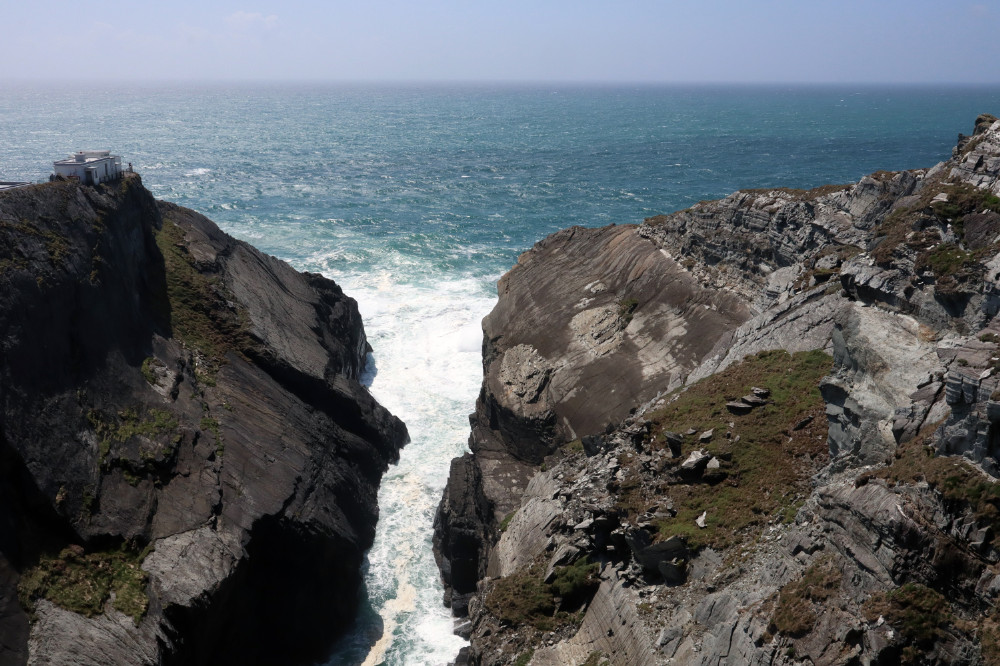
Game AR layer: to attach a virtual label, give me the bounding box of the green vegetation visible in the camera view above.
[875,425,1000,534]
[915,242,976,279]
[200,416,220,435]
[980,613,1000,664]
[873,178,1000,268]
[140,357,162,385]
[581,652,607,666]
[201,416,223,458]
[549,559,600,606]
[638,350,831,550]
[18,544,150,624]
[499,511,516,533]
[864,583,953,662]
[153,217,256,366]
[869,170,956,266]
[931,182,1000,224]
[484,560,598,631]
[769,558,842,637]
[87,407,179,465]
[485,566,556,630]
[0,218,72,277]
[618,297,639,325]
[513,649,535,666]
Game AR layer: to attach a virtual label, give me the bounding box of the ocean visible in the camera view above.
[2,82,999,665]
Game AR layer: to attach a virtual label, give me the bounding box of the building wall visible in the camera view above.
[53,156,122,184]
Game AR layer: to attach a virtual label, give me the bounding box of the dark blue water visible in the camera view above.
[2,83,998,664]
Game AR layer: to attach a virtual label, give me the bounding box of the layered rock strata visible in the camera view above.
[437,115,1000,665]
[0,175,407,665]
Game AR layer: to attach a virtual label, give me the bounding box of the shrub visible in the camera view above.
[140,357,160,385]
[18,544,150,624]
[915,243,975,279]
[549,560,600,606]
[864,583,952,655]
[618,298,639,325]
[485,567,556,630]
[484,560,599,631]
[769,558,842,637]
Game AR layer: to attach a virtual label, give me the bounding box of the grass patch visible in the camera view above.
[18,544,150,624]
[980,612,1000,664]
[499,511,516,533]
[140,356,162,385]
[201,416,223,459]
[915,242,976,279]
[484,560,598,631]
[873,178,1000,267]
[930,182,1000,224]
[769,558,842,637]
[875,424,1000,535]
[0,218,72,277]
[513,649,535,666]
[618,297,639,325]
[642,350,831,550]
[87,407,179,466]
[864,583,953,662]
[549,559,600,606]
[153,216,256,365]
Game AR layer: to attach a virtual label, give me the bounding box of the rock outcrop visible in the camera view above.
[0,175,407,665]
[436,114,1000,665]
[434,223,750,615]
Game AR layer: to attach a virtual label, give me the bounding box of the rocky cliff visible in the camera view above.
[435,114,1000,665]
[0,175,407,665]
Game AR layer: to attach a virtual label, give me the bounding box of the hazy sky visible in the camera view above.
[3,0,999,84]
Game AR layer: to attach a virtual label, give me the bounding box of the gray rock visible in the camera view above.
[436,116,1000,666]
[0,179,407,665]
[543,543,583,583]
[680,449,712,473]
[725,401,753,415]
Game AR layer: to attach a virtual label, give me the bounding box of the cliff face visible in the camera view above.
[436,114,1000,665]
[0,176,407,665]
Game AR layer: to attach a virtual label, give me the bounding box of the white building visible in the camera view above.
[53,150,123,185]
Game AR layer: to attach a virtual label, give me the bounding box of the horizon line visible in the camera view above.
[3,78,1000,88]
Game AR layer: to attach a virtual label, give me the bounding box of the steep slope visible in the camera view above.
[437,114,1000,665]
[0,175,407,665]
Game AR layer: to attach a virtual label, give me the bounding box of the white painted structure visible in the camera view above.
[53,150,123,185]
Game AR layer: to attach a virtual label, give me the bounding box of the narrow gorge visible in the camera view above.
[435,114,1000,665]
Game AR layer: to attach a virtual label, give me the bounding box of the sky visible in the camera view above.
[2,0,999,84]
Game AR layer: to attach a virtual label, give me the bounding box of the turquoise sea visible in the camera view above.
[2,83,999,665]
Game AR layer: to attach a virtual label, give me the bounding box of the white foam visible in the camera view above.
[323,266,495,665]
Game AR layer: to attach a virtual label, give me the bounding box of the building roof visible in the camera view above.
[53,150,119,166]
